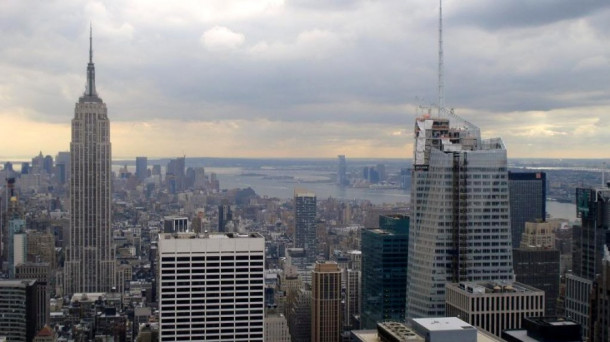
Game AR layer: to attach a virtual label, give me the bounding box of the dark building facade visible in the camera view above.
[0,279,46,342]
[565,186,610,339]
[218,202,232,232]
[502,316,582,342]
[294,189,317,262]
[509,172,546,248]
[513,248,560,316]
[573,187,610,279]
[589,247,610,342]
[361,214,409,328]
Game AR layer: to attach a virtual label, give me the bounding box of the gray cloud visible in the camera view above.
[449,1,610,30]
[1,0,610,157]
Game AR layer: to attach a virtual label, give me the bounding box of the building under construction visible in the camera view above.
[406,110,514,318]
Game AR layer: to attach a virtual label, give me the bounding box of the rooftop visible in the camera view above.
[378,321,424,341]
[449,281,543,294]
[0,279,37,287]
[161,232,263,240]
[412,317,476,332]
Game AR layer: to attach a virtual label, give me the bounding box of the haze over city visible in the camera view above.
[1,0,610,159]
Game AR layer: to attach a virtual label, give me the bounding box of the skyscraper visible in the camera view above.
[0,279,47,342]
[166,156,186,192]
[407,113,514,318]
[218,201,232,232]
[509,172,546,248]
[55,151,70,185]
[311,261,341,342]
[294,189,317,262]
[565,185,610,338]
[135,156,148,181]
[361,214,409,328]
[513,221,559,316]
[157,231,265,341]
[589,246,610,342]
[64,28,115,295]
[406,0,514,318]
[337,155,347,186]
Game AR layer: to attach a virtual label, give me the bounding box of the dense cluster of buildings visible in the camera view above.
[1,22,609,342]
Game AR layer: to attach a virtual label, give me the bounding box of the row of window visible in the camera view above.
[162,268,263,274]
[161,293,263,299]
[161,319,263,325]
[161,311,263,318]
[161,255,263,262]
[161,262,263,268]
[161,309,263,316]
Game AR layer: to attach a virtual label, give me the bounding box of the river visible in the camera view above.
[210,167,577,222]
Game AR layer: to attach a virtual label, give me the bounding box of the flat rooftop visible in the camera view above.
[413,317,476,332]
[378,321,424,341]
[160,232,263,240]
[449,281,542,294]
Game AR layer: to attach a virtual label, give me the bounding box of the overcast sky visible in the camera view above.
[1,0,610,159]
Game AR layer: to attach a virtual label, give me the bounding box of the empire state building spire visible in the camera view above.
[65,27,114,296]
[82,24,100,102]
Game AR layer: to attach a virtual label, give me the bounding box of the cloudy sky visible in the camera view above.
[1,0,610,160]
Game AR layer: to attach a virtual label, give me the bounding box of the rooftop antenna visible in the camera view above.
[89,22,93,63]
[437,0,444,116]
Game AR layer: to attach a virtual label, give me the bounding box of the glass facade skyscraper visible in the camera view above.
[565,185,610,338]
[361,214,409,328]
[407,113,514,318]
[508,171,546,248]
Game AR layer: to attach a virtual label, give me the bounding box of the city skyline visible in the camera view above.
[1,1,610,159]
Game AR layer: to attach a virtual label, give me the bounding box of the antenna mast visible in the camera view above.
[437,0,444,116]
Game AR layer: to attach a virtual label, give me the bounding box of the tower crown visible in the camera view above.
[80,24,102,103]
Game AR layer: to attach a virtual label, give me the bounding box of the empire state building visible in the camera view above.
[64,29,115,295]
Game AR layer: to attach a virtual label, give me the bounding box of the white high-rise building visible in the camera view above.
[406,113,514,318]
[158,232,265,341]
[64,28,115,295]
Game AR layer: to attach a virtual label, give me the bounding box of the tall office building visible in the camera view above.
[361,214,409,328]
[589,246,610,342]
[166,157,186,192]
[7,215,26,278]
[135,157,148,181]
[158,232,265,341]
[513,221,560,316]
[15,263,51,327]
[218,201,232,232]
[287,287,311,342]
[407,113,514,318]
[311,261,341,342]
[55,151,70,185]
[337,155,347,186]
[565,185,610,339]
[513,248,560,316]
[344,268,361,330]
[294,189,317,262]
[0,279,47,342]
[509,172,546,248]
[64,29,115,295]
